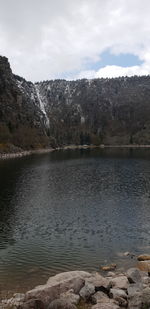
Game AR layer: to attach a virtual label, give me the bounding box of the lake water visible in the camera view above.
[0,148,150,296]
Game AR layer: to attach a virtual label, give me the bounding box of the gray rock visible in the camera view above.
[110,276,128,290]
[91,291,109,304]
[107,272,116,277]
[79,281,95,300]
[26,271,90,306]
[60,290,80,305]
[48,299,77,309]
[86,272,110,289]
[128,292,142,309]
[127,283,143,297]
[92,300,120,309]
[18,299,45,309]
[109,288,128,299]
[142,276,150,285]
[113,296,128,307]
[127,282,144,309]
[127,268,142,284]
[142,287,150,306]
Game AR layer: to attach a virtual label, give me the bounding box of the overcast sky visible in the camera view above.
[0,0,150,81]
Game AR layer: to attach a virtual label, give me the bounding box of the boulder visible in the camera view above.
[113,296,128,307]
[107,272,116,277]
[127,283,143,297]
[137,254,150,261]
[127,283,143,309]
[18,299,44,309]
[126,268,142,284]
[86,272,110,290]
[48,299,77,309]
[109,288,128,299]
[101,264,117,271]
[128,292,142,309]
[91,291,109,304]
[91,291,120,309]
[142,276,150,285]
[92,300,119,309]
[110,276,128,290]
[139,271,148,277]
[60,290,80,305]
[26,271,90,306]
[137,261,150,272]
[142,287,150,306]
[79,281,95,300]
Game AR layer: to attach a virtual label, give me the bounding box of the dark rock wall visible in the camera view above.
[0,55,150,152]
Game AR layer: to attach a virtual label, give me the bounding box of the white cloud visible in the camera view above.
[96,64,150,78]
[74,64,150,80]
[0,0,150,81]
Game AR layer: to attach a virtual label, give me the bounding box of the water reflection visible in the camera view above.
[0,148,150,293]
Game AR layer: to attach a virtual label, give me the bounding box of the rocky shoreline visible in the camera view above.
[0,145,100,160]
[1,255,150,309]
[1,144,150,160]
[0,148,56,160]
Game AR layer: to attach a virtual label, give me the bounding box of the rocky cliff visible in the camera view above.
[0,56,150,152]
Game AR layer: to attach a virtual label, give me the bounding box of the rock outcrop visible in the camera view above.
[25,271,90,306]
[0,56,49,152]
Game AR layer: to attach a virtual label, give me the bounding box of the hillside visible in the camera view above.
[0,56,150,152]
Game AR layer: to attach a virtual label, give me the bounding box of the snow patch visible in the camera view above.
[16,80,24,92]
[81,116,85,124]
[35,84,50,128]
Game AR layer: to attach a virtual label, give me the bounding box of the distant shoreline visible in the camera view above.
[0,144,150,160]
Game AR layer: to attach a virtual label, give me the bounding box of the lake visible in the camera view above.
[0,148,150,296]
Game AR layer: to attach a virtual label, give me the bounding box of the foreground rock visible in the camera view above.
[137,254,150,261]
[142,287,150,305]
[18,299,44,309]
[26,271,90,306]
[92,299,120,309]
[137,260,150,272]
[79,282,95,300]
[48,299,76,309]
[109,288,128,299]
[59,290,80,305]
[91,291,109,304]
[126,268,142,283]
[86,272,110,290]
[109,275,128,290]
[2,263,150,309]
[101,264,117,271]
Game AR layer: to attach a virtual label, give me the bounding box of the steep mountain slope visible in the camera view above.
[0,56,49,152]
[0,55,150,152]
[35,77,150,145]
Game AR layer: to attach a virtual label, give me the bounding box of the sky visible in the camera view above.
[0,0,150,81]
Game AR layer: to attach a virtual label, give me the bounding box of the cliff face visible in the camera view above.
[35,77,150,146]
[0,55,150,152]
[0,57,49,151]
